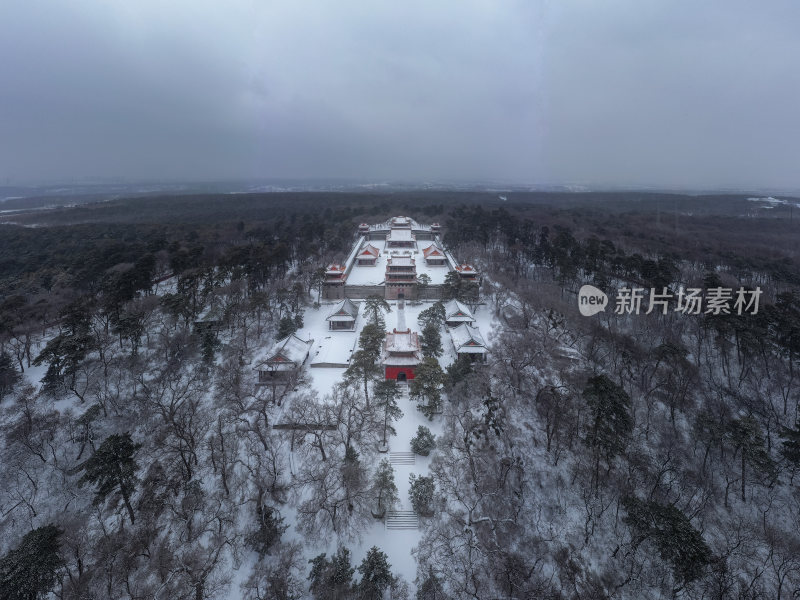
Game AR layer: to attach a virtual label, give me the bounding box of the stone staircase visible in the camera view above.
[389,451,416,465]
[385,510,419,530]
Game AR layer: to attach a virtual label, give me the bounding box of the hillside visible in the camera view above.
[1,192,800,599]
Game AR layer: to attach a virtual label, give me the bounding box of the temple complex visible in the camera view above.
[322,216,479,300]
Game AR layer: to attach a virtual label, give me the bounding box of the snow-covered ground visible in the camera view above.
[298,298,495,376]
[263,298,496,588]
[285,381,442,587]
[13,292,496,596]
[301,300,363,367]
[747,196,800,209]
[18,354,49,391]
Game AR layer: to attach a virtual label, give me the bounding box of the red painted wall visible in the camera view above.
[385,366,416,380]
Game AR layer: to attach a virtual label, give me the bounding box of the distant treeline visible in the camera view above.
[2,190,800,311]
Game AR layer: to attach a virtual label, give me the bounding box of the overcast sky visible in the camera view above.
[1,0,798,189]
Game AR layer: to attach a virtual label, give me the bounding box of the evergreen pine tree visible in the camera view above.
[33,299,94,395]
[445,354,473,388]
[371,459,399,516]
[345,323,387,407]
[410,425,436,456]
[79,432,141,524]
[277,315,298,339]
[308,546,354,600]
[356,547,393,600]
[582,374,633,484]
[727,416,776,501]
[246,505,288,557]
[363,295,391,327]
[442,271,463,301]
[409,474,435,516]
[418,302,445,329]
[780,420,800,478]
[622,496,712,586]
[0,524,64,600]
[345,349,382,408]
[358,322,386,357]
[374,379,402,446]
[420,322,443,358]
[0,351,21,402]
[416,273,432,297]
[410,358,445,419]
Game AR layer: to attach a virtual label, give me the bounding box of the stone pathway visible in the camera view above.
[389,451,416,465]
[385,510,419,530]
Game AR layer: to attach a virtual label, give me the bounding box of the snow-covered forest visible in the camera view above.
[2,193,800,599]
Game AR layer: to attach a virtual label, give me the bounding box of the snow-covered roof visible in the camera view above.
[422,244,445,259]
[326,298,359,322]
[449,323,487,354]
[385,329,420,354]
[255,334,314,370]
[387,256,415,268]
[383,329,421,366]
[444,299,474,323]
[326,263,346,276]
[455,263,478,275]
[358,244,380,258]
[346,239,448,285]
[387,228,415,242]
[365,216,431,232]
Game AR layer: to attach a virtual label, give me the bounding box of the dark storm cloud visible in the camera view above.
[0,0,798,189]
[542,1,800,189]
